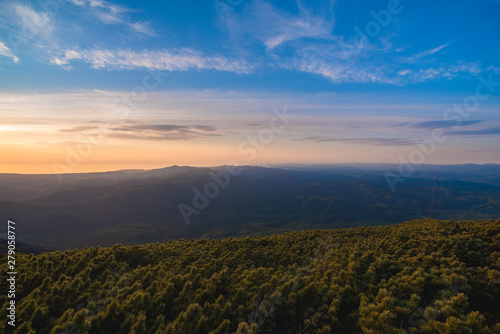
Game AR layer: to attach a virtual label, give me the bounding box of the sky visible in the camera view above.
[0,0,499,174]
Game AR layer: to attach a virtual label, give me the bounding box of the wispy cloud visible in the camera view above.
[128,21,156,37]
[404,43,451,62]
[285,41,481,84]
[410,119,484,129]
[227,0,335,50]
[291,136,416,146]
[393,122,408,127]
[223,1,480,85]
[291,57,393,84]
[50,47,253,73]
[397,62,482,82]
[12,4,53,39]
[262,3,334,50]
[90,0,129,24]
[69,0,156,37]
[59,121,222,141]
[488,65,500,74]
[0,41,19,63]
[70,0,129,24]
[288,48,480,84]
[448,126,500,136]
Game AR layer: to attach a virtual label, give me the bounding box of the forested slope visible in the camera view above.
[1,219,499,333]
[3,166,500,249]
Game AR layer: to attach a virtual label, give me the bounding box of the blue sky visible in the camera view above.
[0,0,500,173]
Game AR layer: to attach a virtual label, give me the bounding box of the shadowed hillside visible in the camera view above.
[1,165,499,249]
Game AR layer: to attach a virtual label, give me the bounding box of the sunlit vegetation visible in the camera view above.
[1,218,499,333]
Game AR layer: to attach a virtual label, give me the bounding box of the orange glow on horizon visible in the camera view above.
[3,140,494,174]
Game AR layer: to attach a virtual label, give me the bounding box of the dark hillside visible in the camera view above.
[2,166,499,249]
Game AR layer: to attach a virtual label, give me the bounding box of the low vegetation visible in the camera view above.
[1,219,499,333]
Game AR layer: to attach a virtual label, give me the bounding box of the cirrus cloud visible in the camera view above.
[0,41,19,63]
[50,47,253,73]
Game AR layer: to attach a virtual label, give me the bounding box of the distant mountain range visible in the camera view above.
[1,164,499,249]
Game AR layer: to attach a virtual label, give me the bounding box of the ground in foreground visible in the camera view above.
[1,218,499,333]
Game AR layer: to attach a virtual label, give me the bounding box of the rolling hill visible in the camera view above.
[1,219,498,333]
[0,164,499,249]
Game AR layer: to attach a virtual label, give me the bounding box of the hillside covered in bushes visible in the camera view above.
[1,219,499,333]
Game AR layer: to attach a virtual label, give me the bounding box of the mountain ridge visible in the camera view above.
[1,164,499,249]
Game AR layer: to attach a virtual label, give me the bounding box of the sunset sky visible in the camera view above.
[1,0,499,174]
